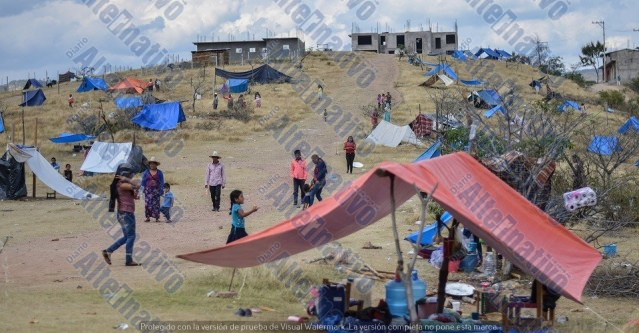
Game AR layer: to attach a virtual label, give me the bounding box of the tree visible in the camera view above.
[580,41,604,83]
[190,67,207,113]
[539,56,565,76]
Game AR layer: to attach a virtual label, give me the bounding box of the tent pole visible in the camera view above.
[32,118,37,198]
[21,108,25,145]
[228,268,237,291]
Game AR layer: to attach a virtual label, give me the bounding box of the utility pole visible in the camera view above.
[593,21,606,82]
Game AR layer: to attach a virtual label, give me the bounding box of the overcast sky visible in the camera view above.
[0,0,637,82]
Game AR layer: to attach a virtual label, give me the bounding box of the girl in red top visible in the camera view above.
[343,136,356,174]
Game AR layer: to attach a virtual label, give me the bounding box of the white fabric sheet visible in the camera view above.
[365,120,423,148]
[80,142,132,173]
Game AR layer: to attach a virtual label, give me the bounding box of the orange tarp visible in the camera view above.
[108,77,151,94]
[178,153,601,303]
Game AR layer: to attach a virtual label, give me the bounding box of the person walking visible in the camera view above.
[290,150,307,207]
[205,151,226,212]
[68,94,75,108]
[255,92,262,108]
[102,167,141,266]
[308,154,327,204]
[344,136,356,174]
[141,157,164,222]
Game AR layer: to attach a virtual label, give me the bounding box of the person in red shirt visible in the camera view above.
[290,150,307,207]
[343,136,356,174]
[68,94,74,108]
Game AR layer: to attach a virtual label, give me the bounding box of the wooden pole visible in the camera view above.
[32,118,37,198]
[21,108,25,145]
[228,268,237,291]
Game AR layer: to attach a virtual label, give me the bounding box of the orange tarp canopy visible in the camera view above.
[178,153,601,303]
[108,77,151,94]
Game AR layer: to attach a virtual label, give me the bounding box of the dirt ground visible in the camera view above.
[1,53,638,332]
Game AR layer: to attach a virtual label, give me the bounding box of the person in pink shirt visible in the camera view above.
[205,151,226,212]
[290,150,307,208]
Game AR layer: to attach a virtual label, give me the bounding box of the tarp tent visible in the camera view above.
[131,101,186,131]
[0,151,27,200]
[558,100,581,112]
[618,117,639,134]
[58,71,76,83]
[475,48,501,59]
[77,77,108,92]
[460,79,483,86]
[114,96,143,109]
[49,133,96,144]
[178,153,602,304]
[80,142,133,173]
[215,64,291,84]
[8,144,100,200]
[425,64,458,81]
[404,211,453,246]
[218,79,249,94]
[484,105,506,118]
[470,89,501,108]
[588,136,621,156]
[451,50,468,62]
[19,89,46,107]
[495,49,512,59]
[23,79,43,90]
[414,139,442,162]
[364,120,422,148]
[0,112,4,133]
[109,77,151,94]
[410,114,433,138]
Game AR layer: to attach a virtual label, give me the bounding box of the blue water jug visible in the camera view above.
[411,270,427,301]
[385,273,407,317]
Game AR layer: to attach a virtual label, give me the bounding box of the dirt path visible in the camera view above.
[0,53,403,289]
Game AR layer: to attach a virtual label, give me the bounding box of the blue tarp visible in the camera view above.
[219,79,249,93]
[215,64,291,84]
[451,50,468,62]
[618,117,639,134]
[131,101,186,131]
[558,100,581,112]
[461,79,483,86]
[588,136,621,156]
[77,77,108,92]
[0,112,4,133]
[49,133,96,144]
[23,79,43,90]
[475,48,501,59]
[19,89,46,106]
[414,140,442,162]
[425,64,458,81]
[484,105,506,118]
[496,49,512,59]
[114,96,143,109]
[476,89,502,106]
[404,211,453,246]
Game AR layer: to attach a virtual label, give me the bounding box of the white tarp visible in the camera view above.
[7,144,100,200]
[364,120,423,148]
[437,74,454,86]
[80,142,132,173]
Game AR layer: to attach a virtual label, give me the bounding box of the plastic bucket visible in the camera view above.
[603,243,617,257]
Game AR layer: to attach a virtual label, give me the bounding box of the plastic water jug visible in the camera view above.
[484,252,496,277]
[385,273,407,317]
[411,270,427,302]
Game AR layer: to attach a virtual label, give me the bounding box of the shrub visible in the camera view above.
[565,72,587,88]
[627,77,639,94]
[598,90,625,108]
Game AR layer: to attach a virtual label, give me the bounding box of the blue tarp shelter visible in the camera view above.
[475,89,502,106]
[19,89,46,107]
[484,105,506,118]
[23,79,43,90]
[404,211,453,246]
[49,133,96,144]
[215,64,291,84]
[475,48,501,59]
[131,101,186,131]
[218,79,249,93]
[451,50,468,62]
[558,100,581,112]
[588,136,621,156]
[425,64,458,81]
[77,77,108,92]
[618,117,639,134]
[460,79,483,86]
[414,140,442,162]
[0,112,4,133]
[114,96,143,109]
[495,49,512,59]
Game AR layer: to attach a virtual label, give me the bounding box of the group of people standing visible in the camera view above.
[372,92,393,129]
[214,92,262,111]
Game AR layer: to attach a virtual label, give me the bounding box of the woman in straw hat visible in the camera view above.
[141,157,165,222]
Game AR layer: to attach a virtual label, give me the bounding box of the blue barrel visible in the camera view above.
[317,284,346,321]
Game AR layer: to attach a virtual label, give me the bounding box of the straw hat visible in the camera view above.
[209,151,221,158]
[148,156,161,166]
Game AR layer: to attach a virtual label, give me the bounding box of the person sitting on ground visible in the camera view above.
[161,183,174,223]
[254,92,261,108]
[68,94,74,108]
[302,183,313,210]
[51,157,60,172]
[64,164,73,182]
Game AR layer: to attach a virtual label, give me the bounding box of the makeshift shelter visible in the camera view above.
[114,96,143,109]
[218,79,249,94]
[558,100,581,112]
[474,48,501,59]
[460,79,483,86]
[451,50,468,62]
[215,64,291,84]
[8,144,100,200]
[425,64,458,81]
[618,117,639,134]
[414,139,442,162]
[495,49,512,59]
[588,136,621,156]
[49,133,96,144]
[469,89,501,108]
[0,151,27,200]
[58,71,76,83]
[484,105,506,118]
[108,77,151,94]
[0,112,4,133]
[410,114,433,138]
[364,120,422,148]
[19,89,46,107]
[178,152,602,304]
[77,77,108,92]
[23,79,43,90]
[404,211,453,246]
[131,101,186,131]
[80,142,133,173]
